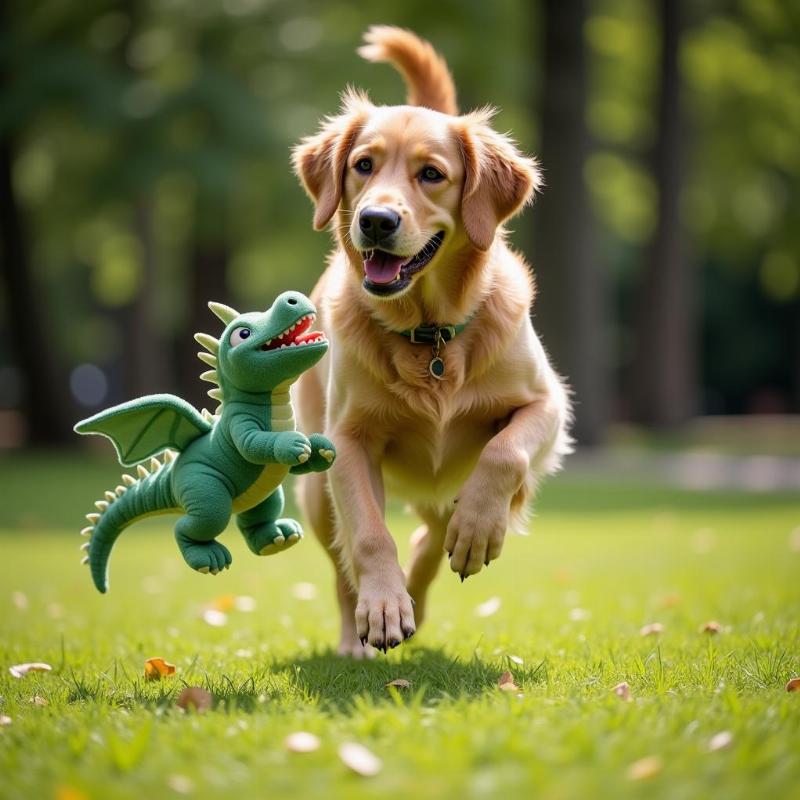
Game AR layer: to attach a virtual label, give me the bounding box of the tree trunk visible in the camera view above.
[116,0,170,399]
[630,0,696,426]
[532,0,608,445]
[0,0,71,444]
[120,199,170,397]
[0,136,72,444]
[179,196,230,412]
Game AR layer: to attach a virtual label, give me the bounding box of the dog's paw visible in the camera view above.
[354,572,416,652]
[444,498,507,579]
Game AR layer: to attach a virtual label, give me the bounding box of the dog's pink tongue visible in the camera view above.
[364,251,406,284]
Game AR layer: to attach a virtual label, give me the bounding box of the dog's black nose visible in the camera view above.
[359,206,401,239]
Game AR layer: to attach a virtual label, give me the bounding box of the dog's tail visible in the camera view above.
[358,25,459,116]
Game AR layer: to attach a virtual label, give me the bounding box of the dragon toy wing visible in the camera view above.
[74,394,212,466]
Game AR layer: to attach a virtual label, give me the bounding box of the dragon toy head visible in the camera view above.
[195,291,328,405]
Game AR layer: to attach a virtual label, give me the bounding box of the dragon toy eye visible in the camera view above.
[229,327,251,347]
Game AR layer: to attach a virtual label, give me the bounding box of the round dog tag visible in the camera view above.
[429,357,445,379]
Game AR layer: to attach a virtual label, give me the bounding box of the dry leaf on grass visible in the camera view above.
[201,608,228,627]
[639,623,664,637]
[167,775,194,795]
[284,731,321,753]
[144,657,176,681]
[234,595,256,612]
[0,715,12,726]
[338,742,382,776]
[208,594,236,612]
[9,662,52,678]
[385,678,412,690]
[291,582,318,601]
[498,671,520,692]
[176,687,213,712]
[613,682,632,702]
[701,621,722,634]
[55,787,90,800]
[660,593,681,609]
[708,731,733,751]
[29,695,48,706]
[474,597,501,618]
[626,755,663,781]
[786,677,800,692]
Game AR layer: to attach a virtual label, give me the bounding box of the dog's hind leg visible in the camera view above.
[406,506,451,628]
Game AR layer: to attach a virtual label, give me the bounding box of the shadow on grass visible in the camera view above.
[270,646,546,710]
[62,648,545,713]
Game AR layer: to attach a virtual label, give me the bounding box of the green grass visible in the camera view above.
[1,453,799,800]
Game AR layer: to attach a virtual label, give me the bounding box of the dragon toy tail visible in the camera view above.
[80,453,178,593]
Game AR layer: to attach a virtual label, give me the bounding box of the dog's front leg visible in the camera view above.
[445,392,566,579]
[328,432,416,651]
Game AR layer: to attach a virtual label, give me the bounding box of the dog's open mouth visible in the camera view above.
[362,232,445,296]
[259,313,327,351]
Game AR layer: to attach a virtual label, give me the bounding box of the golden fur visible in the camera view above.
[292,26,571,656]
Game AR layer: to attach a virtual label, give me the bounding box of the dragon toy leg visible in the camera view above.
[236,486,304,556]
[174,477,234,574]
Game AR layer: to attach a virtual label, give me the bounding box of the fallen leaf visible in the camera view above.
[201,608,228,627]
[284,731,321,753]
[144,657,176,681]
[29,695,48,706]
[569,607,590,621]
[498,671,520,692]
[626,755,663,781]
[613,681,632,702]
[338,742,382,776]
[385,678,412,690]
[474,596,502,618]
[208,595,236,612]
[167,774,194,795]
[291,582,318,601]
[639,623,664,637]
[708,731,733,751]
[55,788,90,800]
[9,662,52,678]
[786,677,800,692]
[176,686,213,712]
[701,621,722,634]
[0,715,12,726]
[660,593,681,609]
[234,595,256,612]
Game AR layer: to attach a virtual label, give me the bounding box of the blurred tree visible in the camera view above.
[0,0,71,443]
[630,0,696,426]
[533,0,609,444]
[116,0,169,399]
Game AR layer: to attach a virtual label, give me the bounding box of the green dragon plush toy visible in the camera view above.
[74,291,335,593]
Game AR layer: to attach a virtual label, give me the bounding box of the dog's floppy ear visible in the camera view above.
[456,111,542,251]
[292,89,371,230]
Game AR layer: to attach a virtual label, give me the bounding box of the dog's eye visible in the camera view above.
[229,327,251,347]
[420,166,445,183]
[354,157,373,175]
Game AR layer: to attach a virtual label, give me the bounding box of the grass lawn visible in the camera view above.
[1,453,799,800]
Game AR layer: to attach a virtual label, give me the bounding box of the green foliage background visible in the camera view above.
[1,0,798,418]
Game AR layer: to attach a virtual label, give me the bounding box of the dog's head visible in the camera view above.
[292,28,541,301]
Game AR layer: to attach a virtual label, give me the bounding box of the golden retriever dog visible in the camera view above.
[292,26,571,657]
